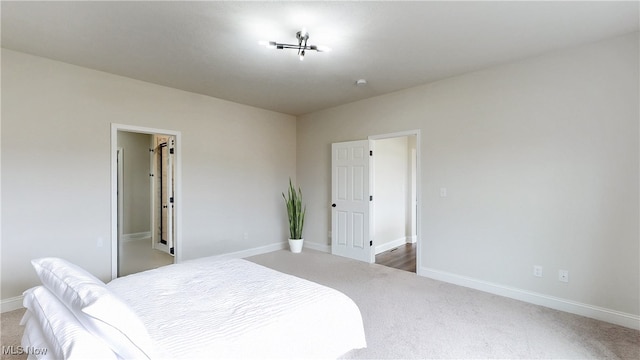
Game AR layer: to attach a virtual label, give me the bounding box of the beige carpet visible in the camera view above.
[2,249,638,359]
[247,249,640,359]
[1,308,26,360]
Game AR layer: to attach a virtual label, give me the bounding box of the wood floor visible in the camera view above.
[375,243,416,272]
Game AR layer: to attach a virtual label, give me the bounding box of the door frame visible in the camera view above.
[116,147,124,271]
[110,123,182,279]
[369,129,421,272]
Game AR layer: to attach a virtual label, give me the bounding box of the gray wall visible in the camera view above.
[117,131,152,235]
[373,137,410,250]
[297,33,639,317]
[1,49,297,299]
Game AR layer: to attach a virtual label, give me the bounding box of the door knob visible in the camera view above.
[332,203,336,207]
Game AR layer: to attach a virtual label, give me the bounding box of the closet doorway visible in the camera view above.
[371,134,418,273]
[111,124,182,279]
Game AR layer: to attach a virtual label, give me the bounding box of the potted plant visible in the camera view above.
[283,178,306,253]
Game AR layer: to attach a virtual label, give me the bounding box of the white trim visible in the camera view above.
[368,139,376,262]
[121,231,152,243]
[117,147,124,247]
[219,241,329,258]
[419,266,640,330]
[215,241,334,260]
[304,241,331,253]
[1,296,24,313]
[375,237,408,255]
[369,130,421,140]
[216,242,288,260]
[407,235,417,244]
[111,123,182,280]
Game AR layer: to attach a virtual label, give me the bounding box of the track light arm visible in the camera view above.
[260,30,331,61]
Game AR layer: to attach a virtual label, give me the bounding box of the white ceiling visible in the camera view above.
[2,1,638,116]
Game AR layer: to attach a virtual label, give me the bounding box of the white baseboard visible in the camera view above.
[121,231,151,243]
[1,296,24,313]
[407,235,417,244]
[225,240,330,257]
[419,266,640,330]
[375,237,410,255]
[303,241,330,253]
[219,242,288,259]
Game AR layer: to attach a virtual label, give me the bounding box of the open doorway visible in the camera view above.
[111,124,181,279]
[371,134,418,273]
[330,130,421,272]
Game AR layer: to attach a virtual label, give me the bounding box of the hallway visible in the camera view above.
[375,243,416,273]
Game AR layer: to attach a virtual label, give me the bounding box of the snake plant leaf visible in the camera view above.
[283,178,305,239]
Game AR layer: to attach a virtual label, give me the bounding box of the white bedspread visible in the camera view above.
[107,257,366,359]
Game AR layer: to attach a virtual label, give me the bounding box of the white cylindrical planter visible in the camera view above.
[288,239,304,253]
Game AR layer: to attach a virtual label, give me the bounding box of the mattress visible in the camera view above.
[107,257,367,359]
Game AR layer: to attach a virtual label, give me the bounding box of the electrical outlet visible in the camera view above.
[533,265,543,277]
[558,269,569,283]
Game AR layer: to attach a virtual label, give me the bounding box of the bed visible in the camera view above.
[20,256,367,359]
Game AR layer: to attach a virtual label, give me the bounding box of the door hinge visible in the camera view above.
[370,150,373,156]
[170,148,175,154]
[169,197,174,203]
[370,240,373,246]
[370,195,373,201]
[170,247,174,255]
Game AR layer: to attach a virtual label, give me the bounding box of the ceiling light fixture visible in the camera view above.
[260,29,331,61]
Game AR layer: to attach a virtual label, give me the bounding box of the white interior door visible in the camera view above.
[331,140,374,263]
[151,135,175,256]
[160,138,174,253]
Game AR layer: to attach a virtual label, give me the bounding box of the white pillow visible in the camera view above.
[21,309,54,360]
[23,286,116,360]
[31,258,156,359]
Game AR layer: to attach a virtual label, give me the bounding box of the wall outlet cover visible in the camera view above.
[559,269,569,282]
[533,265,543,277]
